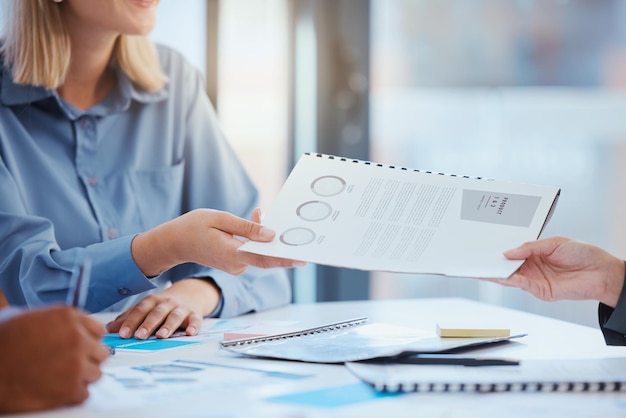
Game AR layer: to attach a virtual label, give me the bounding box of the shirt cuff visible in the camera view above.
[0,307,25,323]
[208,293,224,318]
[87,235,156,311]
[598,261,626,345]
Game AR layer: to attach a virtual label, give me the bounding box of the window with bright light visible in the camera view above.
[217,0,290,211]
[370,0,626,326]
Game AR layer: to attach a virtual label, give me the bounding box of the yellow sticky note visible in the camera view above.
[436,321,510,338]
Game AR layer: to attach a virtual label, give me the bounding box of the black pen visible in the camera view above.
[69,256,116,356]
[395,354,519,367]
[67,255,92,309]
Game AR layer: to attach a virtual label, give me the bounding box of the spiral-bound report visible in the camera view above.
[239,152,561,279]
[220,318,526,363]
[346,358,626,393]
[220,317,368,348]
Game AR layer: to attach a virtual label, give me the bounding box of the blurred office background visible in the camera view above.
[3,0,626,327]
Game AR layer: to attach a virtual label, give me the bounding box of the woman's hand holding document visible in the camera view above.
[239,153,561,279]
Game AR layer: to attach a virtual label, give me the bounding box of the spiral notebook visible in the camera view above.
[239,153,561,279]
[220,318,526,363]
[346,357,626,393]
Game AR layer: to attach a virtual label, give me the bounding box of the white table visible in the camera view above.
[16,298,626,418]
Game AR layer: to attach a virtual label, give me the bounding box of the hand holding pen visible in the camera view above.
[0,305,111,412]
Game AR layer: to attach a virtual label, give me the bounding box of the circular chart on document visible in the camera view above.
[280,227,316,246]
[311,175,346,197]
[296,200,333,222]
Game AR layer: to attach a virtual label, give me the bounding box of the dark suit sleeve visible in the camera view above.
[598,261,626,346]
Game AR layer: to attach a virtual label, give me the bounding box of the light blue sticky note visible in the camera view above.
[103,335,197,351]
[267,383,400,408]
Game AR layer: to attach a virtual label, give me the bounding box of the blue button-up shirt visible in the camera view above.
[0,45,291,315]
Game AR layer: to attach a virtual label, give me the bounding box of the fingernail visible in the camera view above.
[259,227,275,239]
[156,328,169,339]
[119,326,131,338]
[135,328,148,339]
[187,326,196,335]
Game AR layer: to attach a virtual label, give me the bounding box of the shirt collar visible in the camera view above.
[1,66,53,105]
[0,64,168,116]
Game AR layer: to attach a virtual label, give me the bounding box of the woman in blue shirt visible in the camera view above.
[0,0,303,339]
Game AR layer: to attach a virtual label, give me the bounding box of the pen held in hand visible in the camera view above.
[67,255,92,309]
[67,256,115,356]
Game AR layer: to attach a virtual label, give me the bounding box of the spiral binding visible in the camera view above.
[220,317,368,348]
[305,152,487,180]
[372,380,626,394]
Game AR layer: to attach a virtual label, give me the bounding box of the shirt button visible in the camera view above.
[107,228,119,239]
[118,288,131,296]
[78,116,91,129]
[87,176,98,187]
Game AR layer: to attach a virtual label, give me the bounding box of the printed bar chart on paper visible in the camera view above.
[239,153,561,279]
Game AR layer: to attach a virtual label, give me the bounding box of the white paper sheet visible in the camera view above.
[240,153,560,279]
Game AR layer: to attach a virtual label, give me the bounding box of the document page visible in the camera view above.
[240,153,561,279]
[220,321,525,363]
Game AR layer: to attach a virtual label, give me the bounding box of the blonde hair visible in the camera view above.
[1,0,167,92]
